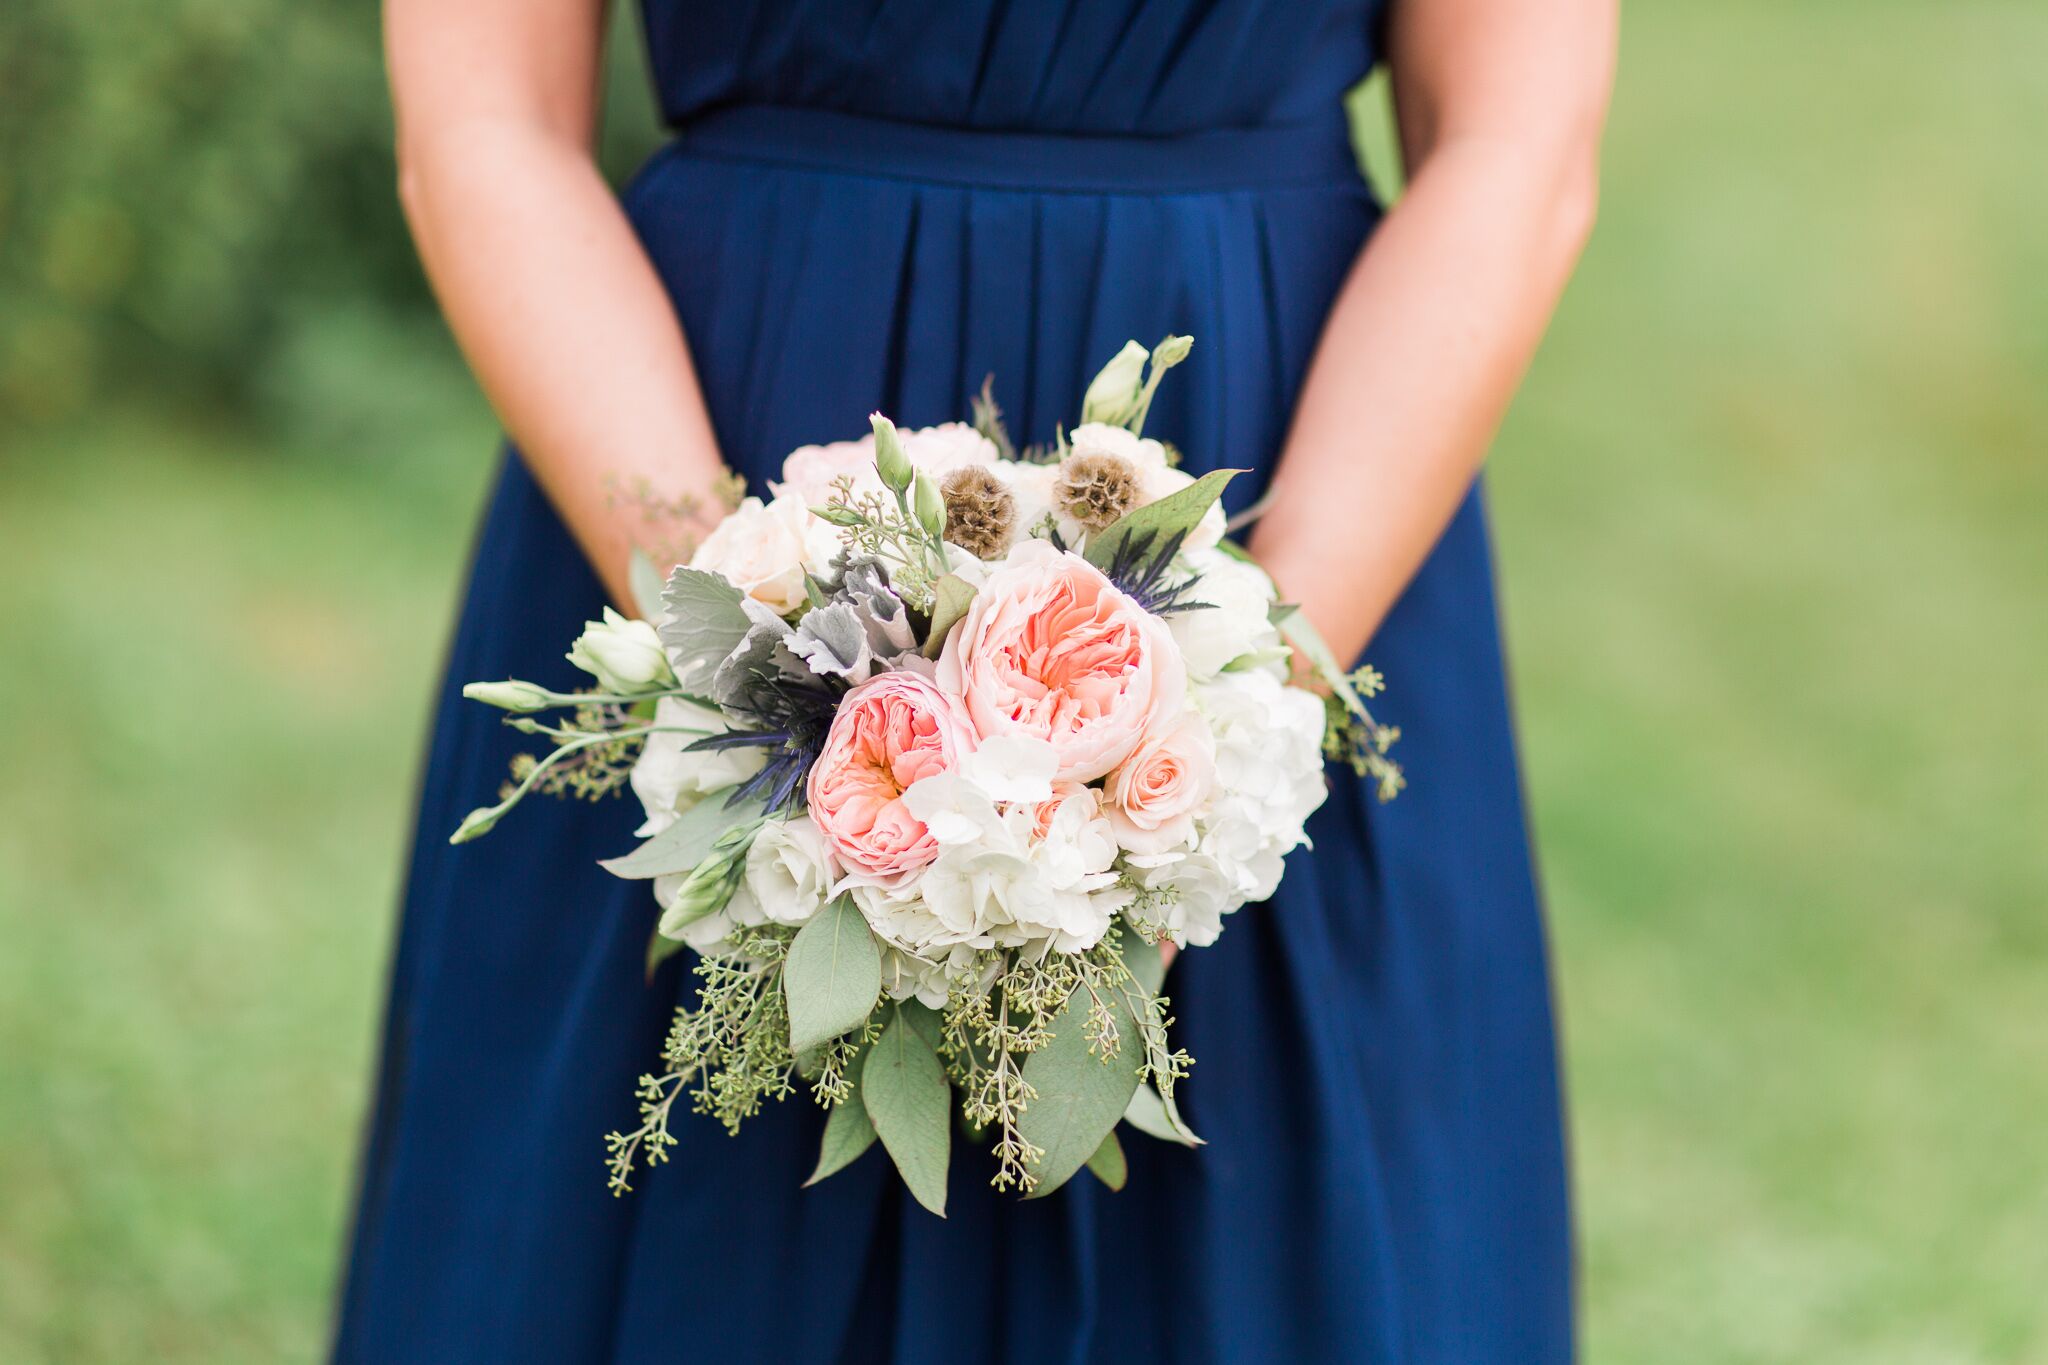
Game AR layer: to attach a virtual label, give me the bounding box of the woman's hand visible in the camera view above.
[1245,0,1616,665]
[386,0,731,611]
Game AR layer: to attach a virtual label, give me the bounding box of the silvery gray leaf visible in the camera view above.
[788,601,874,680]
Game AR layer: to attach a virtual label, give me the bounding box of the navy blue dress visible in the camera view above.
[335,2,1574,1360]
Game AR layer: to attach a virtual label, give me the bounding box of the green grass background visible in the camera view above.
[3,3,2044,1360]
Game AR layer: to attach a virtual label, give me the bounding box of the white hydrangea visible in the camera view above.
[848,737,1129,957]
[629,696,767,836]
[1191,668,1329,899]
[1168,547,1283,680]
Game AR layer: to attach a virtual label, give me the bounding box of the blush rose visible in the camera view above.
[807,670,978,886]
[936,540,1186,783]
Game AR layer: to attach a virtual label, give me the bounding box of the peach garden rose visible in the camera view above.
[807,669,978,886]
[1103,710,1216,855]
[935,539,1186,783]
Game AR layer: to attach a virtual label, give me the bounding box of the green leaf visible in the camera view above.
[1019,982,1144,1199]
[921,574,978,658]
[628,548,667,622]
[1124,1082,1203,1148]
[599,791,761,880]
[1083,468,1242,573]
[805,1054,878,1187]
[1085,1128,1129,1191]
[1123,935,1165,998]
[1276,603,1371,719]
[783,896,884,1054]
[657,566,751,679]
[861,1012,952,1216]
[645,927,690,980]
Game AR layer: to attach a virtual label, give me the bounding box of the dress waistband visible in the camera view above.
[667,104,1364,195]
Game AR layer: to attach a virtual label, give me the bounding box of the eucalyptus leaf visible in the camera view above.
[658,566,751,680]
[599,791,762,880]
[1083,468,1241,574]
[783,896,884,1055]
[921,574,977,658]
[1124,1082,1202,1148]
[1276,603,1370,718]
[1019,982,1144,1199]
[644,927,689,980]
[861,1012,952,1216]
[1085,1128,1129,1191]
[628,548,667,623]
[1124,935,1165,998]
[805,1057,878,1187]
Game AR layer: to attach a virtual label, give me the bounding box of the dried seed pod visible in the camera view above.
[1053,452,1140,531]
[939,466,1018,558]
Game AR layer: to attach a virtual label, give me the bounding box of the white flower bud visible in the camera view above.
[567,607,674,695]
[912,469,947,540]
[462,679,554,712]
[449,805,503,844]
[871,413,913,493]
[1081,340,1149,425]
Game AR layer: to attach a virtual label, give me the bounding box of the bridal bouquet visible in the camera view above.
[454,337,1402,1213]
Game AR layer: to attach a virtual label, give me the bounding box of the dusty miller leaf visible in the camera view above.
[599,791,761,880]
[658,566,751,680]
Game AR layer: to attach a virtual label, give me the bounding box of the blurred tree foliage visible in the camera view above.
[0,1,661,430]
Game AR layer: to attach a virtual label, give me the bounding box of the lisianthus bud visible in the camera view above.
[567,607,674,695]
[912,469,947,539]
[871,414,913,494]
[657,847,744,937]
[1151,334,1194,369]
[1081,340,1149,426]
[449,805,503,844]
[463,679,555,712]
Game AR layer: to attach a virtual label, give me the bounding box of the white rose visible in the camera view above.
[566,606,672,694]
[629,696,768,836]
[776,436,886,506]
[777,423,999,508]
[1168,548,1282,680]
[689,493,839,616]
[724,815,837,928]
[900,422,1000,477]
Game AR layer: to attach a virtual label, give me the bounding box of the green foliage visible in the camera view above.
[0,1,663,427]
[1085,1130,1128,1191]
[1017,970,1144,1199]
[782,896,883,1054]
[601,792,765,880]
[805,1073,878,1186]
[1083,468,1237,574]
[860,1011,953,1217]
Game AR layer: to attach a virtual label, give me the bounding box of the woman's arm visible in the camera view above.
[387,0,728,611]
[1246,0,1617,662]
